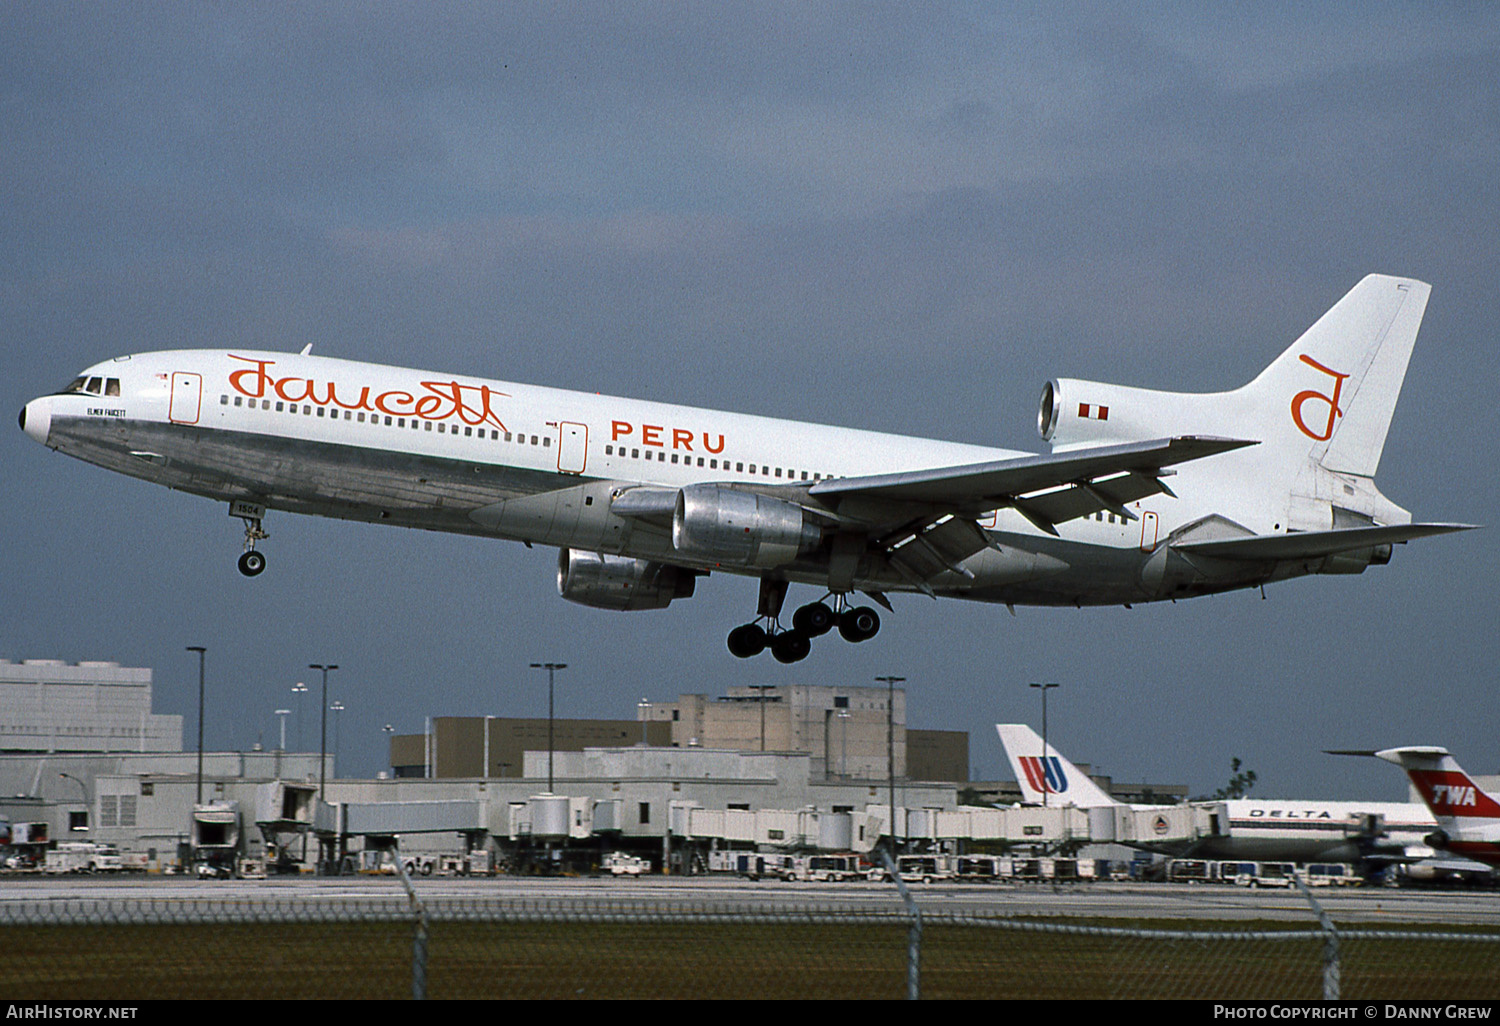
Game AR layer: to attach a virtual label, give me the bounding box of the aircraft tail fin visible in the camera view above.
[1239,274,1430,478]
[995,724,1120,808]
[1372,746,1500,824]
[1043,274,1430,481]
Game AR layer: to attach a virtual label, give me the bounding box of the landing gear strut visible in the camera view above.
[231,501,269,577]
[725,584,881,663]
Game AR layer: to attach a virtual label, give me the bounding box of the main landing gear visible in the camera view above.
[231,501,269,577]
[727,580,881,663]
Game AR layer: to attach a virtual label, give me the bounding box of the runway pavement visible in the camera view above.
[1,875,1496,926]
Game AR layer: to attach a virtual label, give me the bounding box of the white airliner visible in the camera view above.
[997,724,1440,865]
[1334,746,1500,868]
[18,274,1471,661]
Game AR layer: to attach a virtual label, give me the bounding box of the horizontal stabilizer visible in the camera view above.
[1176,523,1475,561]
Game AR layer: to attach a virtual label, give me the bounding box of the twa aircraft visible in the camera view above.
[1337,746,1500,867]
[997,724,1439,865]
[18,274,1470,662]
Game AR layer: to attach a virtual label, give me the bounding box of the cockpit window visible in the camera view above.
[105,378,120,396]
[62,377,87,394]
[85,377,102,394]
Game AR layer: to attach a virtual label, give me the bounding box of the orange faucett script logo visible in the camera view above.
[227,355,509,430]
[1290,355,1349,441]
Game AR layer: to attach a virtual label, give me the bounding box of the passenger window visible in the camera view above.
[276,402,284,412]
[697,458,705,467]
[671,454,679,464]
[748,465,756,475]
[358,413,366,422]
[736,462,744,472]
[542,437,550,447]
[233,396,242,406]
[317,407,325,417]
[774,467,782,477]
[632,449,640,459]
[710,459,718,469]
[425,421,432,431]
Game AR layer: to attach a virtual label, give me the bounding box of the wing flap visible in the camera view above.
[810,436,1253,519]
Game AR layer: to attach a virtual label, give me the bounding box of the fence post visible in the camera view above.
[395,844,430,1001]
[878,848,921,1000]
[1291,872,1339,1000]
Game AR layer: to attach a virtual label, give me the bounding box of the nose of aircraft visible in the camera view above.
[19,397,52,446]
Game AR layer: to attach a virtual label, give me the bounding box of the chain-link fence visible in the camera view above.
[2,878,1497,999]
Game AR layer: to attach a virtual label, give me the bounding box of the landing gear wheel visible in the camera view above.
[792,602,836,637]
[238,550,267,577]
[727,623,768,659]
[838,606,881,643]
[770,630,812,664]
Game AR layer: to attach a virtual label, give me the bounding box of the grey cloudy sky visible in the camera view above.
[4,2,1497,798]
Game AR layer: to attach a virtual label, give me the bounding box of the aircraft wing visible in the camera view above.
[809,436,1254,533]
[1176,523,1476,561]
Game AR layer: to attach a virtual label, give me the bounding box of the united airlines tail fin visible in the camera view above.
[996,724,1120,808]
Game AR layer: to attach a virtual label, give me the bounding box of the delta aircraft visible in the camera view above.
[997,724,1443,867]
[18,274,1471,661]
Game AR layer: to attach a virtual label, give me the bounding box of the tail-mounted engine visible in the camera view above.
[1039,378,1198,449]
[557,549,697,611]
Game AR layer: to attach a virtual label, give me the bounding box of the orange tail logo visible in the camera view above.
[1290,355,1349,441]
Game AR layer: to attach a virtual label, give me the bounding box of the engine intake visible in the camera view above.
[673,485,821,567]
[556,549,696,611]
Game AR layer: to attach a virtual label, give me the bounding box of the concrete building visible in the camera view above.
[394,685,968,783]
[643,684,967,782]
[390,717,674,778]
[0,659,183,753]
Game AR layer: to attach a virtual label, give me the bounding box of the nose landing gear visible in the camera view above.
[230,501,269,577]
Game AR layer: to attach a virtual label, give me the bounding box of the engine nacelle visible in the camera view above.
[673,484,821,567]
[556,549,696,611]
[1039,378,1205,449]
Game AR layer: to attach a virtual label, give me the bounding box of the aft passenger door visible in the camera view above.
[169,372,202,425]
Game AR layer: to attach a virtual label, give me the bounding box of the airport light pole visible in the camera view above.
[530,663,567,793]
[383,724,394,776]
[309,664,338,802]
[638,698,650,746]
[1029,682,1060,808]
[875,675,906,862]
[330,701,345,776]
[837,709,850,780]
[292,681,308,750]
[275,709,291,752]
[186,646,206,805]
[748,684,776,751]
